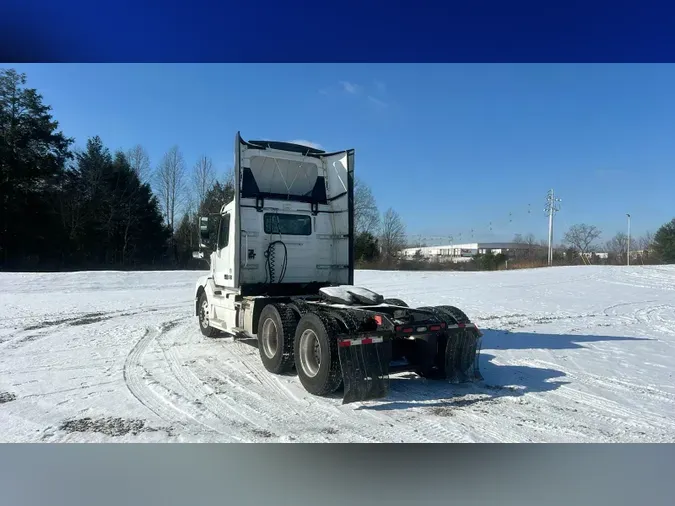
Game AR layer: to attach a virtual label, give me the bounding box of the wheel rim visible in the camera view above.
[260,317,279,359]
[199,299,209,328]
[299,329,322,378]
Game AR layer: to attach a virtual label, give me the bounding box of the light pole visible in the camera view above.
[626,213,631,266]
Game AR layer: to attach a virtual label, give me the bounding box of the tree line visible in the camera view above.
[0,68,236,270]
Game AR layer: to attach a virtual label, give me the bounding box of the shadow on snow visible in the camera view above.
[480,328,652,351]
[233,329,650,410]
[357,329,649,412]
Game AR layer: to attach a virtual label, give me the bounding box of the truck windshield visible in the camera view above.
[264,213,311,235]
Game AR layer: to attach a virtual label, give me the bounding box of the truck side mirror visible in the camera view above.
[199,216,210,242]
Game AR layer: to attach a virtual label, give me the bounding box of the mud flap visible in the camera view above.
[338,340,390,404]
[445,328,483,383]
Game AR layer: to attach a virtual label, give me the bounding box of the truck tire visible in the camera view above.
[434,305,471,325]
[198,291,220,338]
[258,303,299,374]
[293,312,343,396]
[383,298,408,307]
[434,305,482,381]
[411,306,452,379]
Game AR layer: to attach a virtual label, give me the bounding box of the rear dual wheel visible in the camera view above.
[258,303,299,374]
[294,312,343,396]
[411,306,453,379]
[412,305,480,381]
[257,306,343,397]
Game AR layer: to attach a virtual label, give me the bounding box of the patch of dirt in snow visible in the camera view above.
[69,315,109,326]
[478,313,528,321]
[251,428,276,438]
[23,312,108,330]
[22,308,168,333]
[58,416,172,437]
[0,391,17,404]
[162,320,180,332]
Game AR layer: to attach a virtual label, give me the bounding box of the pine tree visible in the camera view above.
[0,68,73,268]
[653,218,675,264]
[63,137,170,268]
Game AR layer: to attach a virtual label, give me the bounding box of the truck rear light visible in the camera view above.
[402,327,414,333]
[416,326,427,332]
[395,325,402,332]
[429,325,441,331]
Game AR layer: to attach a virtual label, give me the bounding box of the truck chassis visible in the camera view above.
[196,281,483,404]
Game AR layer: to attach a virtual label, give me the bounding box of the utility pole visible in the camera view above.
[626,213,631,266]
[544,189,562,266]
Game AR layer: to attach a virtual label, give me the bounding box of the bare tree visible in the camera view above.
[155,145,187,231]
[354,177,380,234]
[380,207,406,261]
[564,224,602,255]
[513,233,539,260]
[638,231,654,252]
[126,144,151,182]
[606,232,637,264]
[192,155,216,209]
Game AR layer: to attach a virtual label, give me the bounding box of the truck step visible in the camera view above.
[229,327,249,340]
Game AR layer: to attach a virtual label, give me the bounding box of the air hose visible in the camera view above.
[264,212,289,284]
[265,240,288,283]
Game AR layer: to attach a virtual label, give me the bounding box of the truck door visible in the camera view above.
[213,212,234,287]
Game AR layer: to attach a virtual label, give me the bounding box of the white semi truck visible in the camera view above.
[194,133,483,404]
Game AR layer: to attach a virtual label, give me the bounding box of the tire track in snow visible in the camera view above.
[1,303,187,351]
[539,387,675,442]
[643,305,675,337]
[208,339,437,442]
[190,335,468,442]
[368,378,524,443]
[157,336,315,442]
[123,320,243,441]
[507,366,675,439]
[525,357,675,405]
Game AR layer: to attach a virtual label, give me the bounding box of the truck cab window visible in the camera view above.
[264,213,311,235]
[218,214,230,248]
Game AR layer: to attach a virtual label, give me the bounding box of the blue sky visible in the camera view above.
[7,63,675,244]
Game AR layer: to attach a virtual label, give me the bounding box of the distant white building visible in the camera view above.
[581,251,609,259]
[400,242,545,263]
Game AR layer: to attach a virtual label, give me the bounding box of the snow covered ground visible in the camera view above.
[1,265,674,443]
